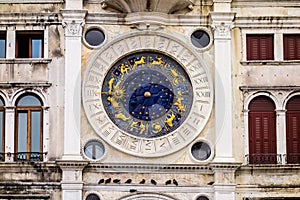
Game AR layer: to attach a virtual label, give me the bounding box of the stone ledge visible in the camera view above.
[85,163,214,174]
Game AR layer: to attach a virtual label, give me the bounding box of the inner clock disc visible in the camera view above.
[101,51,193,138]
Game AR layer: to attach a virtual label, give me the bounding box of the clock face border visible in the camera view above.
[82,31,213,157]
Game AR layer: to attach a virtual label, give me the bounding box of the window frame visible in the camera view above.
[283,34,300,60]
[15,31,44,58]
[285,95,300,164]
[248,96,277,164]
[0,31,6,58]
[246,34,274,61]
[0,98,4,161]
[14,95,44,161]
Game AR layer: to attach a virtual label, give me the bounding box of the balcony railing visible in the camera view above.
[285,153,300,164]
[246,154,282,164]
[0,152,47,161]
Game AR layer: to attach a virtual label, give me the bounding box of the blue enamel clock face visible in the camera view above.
[101,52,193,138]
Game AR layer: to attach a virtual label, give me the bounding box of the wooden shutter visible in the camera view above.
[286,96,300,164]
[248,96,276,164]
[246,34,274,60]
[284,34,300,60]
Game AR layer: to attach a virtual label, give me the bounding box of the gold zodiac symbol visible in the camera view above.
[130,121,146,135]
[115,112,130,121]
[165,112,176,127]
[170,68,184,86]
[108,77,115,94]
[120,63,130,77]
[150,56,163,67]
[152,122,162,134]
[134,56,146,67]
[107,96,120,109]
[174,92,186,113]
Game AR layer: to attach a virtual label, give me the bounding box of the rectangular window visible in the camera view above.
[16,31,43,58]
[284,34,300,60]
[0,32,6,58]
[246,34,274,60]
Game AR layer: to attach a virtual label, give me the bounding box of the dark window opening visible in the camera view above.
[16,31,43,58]
[0,31,6,58]
[0,98,4,161]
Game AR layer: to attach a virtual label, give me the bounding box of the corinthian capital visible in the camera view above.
[62,20,84,37]
[61,10,87,37]
[210,12,235,39]
[211,22,233,39]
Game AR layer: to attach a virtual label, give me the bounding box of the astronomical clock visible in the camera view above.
[82,32,213,158]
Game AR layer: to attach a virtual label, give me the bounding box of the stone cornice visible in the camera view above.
[210,162,241,171]
[0,161,60,172]
[56,160,89,171]
[235,16,300,28]
[0,0,63,3]
[0,58,52,64]
[99,0,194,14]
[239,86,300,92]
[85,163,216,174]
[232,0,300,7]
[0,13,61,26]
[86,12,211,26]
[0,83,52,89]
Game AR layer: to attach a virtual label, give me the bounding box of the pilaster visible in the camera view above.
[211,11,236,163]
[211,163,240,200]
[276,109,287,164]
[4,106,15,162]
[57,160,89,200]
[61,10,87,161]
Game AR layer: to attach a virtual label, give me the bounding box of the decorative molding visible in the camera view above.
[232,0,300,7]
[0,13,60,26]
[0,58,52,64]
[0,0,64,3]
[85,12,210,26]
[240,60,300,66]
[239,86,300,92]
[210,12,235,39]
[235,16,300,28]
[98,0,194,14]
[56,160,89,171]
[85,163,213,174]
[61,10,87,37]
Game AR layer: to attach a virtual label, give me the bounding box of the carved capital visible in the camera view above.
[210,12,235,39]
[62,19,84,37]
[61,10,87,37]
[211,22,233,39]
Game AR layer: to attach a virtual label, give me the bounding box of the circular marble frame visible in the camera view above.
[189,27,213,52]
[83,26,106,49]
[82,31,213,157]
[82,139,107,162]
[190,139,214,163]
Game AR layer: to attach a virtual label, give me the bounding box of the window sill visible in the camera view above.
[0,0,63,3]
[240,60,300,66]
[0,58,52,64]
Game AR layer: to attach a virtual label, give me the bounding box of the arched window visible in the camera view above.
[15,94,43,161]
[286,95,300,164]
[248,96,277,164]
[0,98,4,161]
